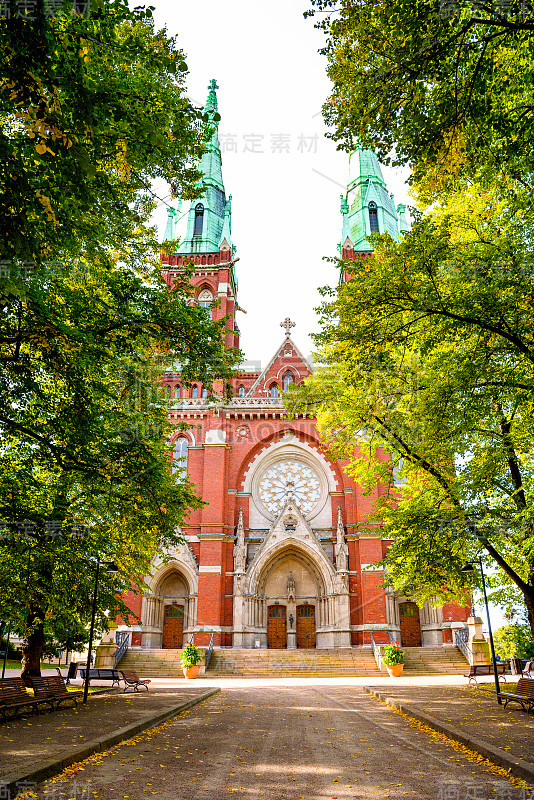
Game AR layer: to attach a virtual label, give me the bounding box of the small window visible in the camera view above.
[270,383,279,398]
[193,203,204,237]
[283,371,293,391]
[238,385,245,397]
[368,202,379,233]
[172,437,188,476]
[162,384,171,399]
[192,385,198,399]
[201,387,208,398]
[174,385,181,399]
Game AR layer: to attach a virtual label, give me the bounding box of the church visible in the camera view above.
[117,80,469,652]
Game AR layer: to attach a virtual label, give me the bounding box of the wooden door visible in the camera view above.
[267,605,287,648]
[399,601,422,647]
[296,604,316,649]
[162,604,184,649]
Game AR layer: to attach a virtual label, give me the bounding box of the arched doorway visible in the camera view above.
[296,604,316,648]
[162,604,184,648]
[399,601,422,647]
[154,569,190,649]
[267,604,287,648]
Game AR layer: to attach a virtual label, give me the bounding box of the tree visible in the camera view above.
[292,0,534,631]
[0,0,239,676]
[493,624,534,660]
[285,182,534,632]
[307,0,534,197]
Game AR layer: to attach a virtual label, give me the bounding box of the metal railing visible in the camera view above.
[454,628,472,665]
[114,632,130,668]
[205,633,214,670]
[370,633,382,671]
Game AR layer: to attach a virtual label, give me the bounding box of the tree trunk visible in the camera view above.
[20,607,45,683]
[524,582,534,638]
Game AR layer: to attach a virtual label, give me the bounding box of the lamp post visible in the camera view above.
[1,622,11,679]
[83,559,118,704]
[461,557,502,704]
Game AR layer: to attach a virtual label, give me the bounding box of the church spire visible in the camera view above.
[179,79,231,255]
[342,145,403,254]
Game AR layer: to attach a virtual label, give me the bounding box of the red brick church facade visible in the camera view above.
[118,81,469,651]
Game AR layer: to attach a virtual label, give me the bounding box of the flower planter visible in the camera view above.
[386,664,404,677]
[183,665,200,679]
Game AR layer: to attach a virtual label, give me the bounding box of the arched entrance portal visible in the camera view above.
[399,601,422,647]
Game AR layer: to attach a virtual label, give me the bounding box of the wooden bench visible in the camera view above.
[498,678,534,712]
[78,667,121,687]
[120,670,151,693]
[30,675,82,709]
[464,663,507,684]
[0,678,49,722]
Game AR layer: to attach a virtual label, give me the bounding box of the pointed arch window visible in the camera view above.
[283,371,294,391]
[192,385,198,399]
[172,437,189,477]
[193,203,204,237]
[174,384,181,399]
[270,383,279,398]
[197,288,213,320]
[201,387,208,399]
[368,202,379,233]
[238,385,245,397]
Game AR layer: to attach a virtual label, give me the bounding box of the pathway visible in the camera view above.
[26,685,530,800]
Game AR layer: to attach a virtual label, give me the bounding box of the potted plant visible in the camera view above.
[181,642,203,679]
[381,643,405,677]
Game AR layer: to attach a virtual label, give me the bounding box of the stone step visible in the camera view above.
[117,645,469,678]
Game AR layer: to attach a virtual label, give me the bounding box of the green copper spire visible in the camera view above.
[342,146,402,252]
[178,79,230,254]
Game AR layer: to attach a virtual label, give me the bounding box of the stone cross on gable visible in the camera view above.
[280,317,296,338]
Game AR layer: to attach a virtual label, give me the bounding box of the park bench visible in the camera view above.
[78,667,121,687]
[29,675,82,709]
[497,678,534,713]
[0,677,49,722]
[119,669,151,693]
[521,661,533,677]
[464,663,508,684]
[55,662,79,686]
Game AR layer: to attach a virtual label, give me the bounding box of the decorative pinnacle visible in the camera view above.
[205,78,219,115]
[280,317,296,338]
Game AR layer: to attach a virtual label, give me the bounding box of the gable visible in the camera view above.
[248,336,312,397]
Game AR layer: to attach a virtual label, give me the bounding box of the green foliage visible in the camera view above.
[493,624,534,660]
[286,182,534,628]
[381,643,404,665]
[307,0,534,198]
[181,641,202,668]
[294,0,534,633]
[0,0,240,675]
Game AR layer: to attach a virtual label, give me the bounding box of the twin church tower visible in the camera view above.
[118,80,468,652]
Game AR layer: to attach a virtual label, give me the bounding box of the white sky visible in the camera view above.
[151,0,412,366]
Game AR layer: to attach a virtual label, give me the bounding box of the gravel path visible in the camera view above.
[25,686,531,800]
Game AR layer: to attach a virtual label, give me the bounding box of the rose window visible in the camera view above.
[257,460,322,516]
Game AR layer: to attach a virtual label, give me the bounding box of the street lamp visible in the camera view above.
[461,557,502,704]
[83,559,118,704]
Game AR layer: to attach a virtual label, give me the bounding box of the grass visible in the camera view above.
[477,681,518,694]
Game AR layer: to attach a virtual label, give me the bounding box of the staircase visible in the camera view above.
[207,648,380,677]
[117,645,468,678]
[400,647,469,675]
